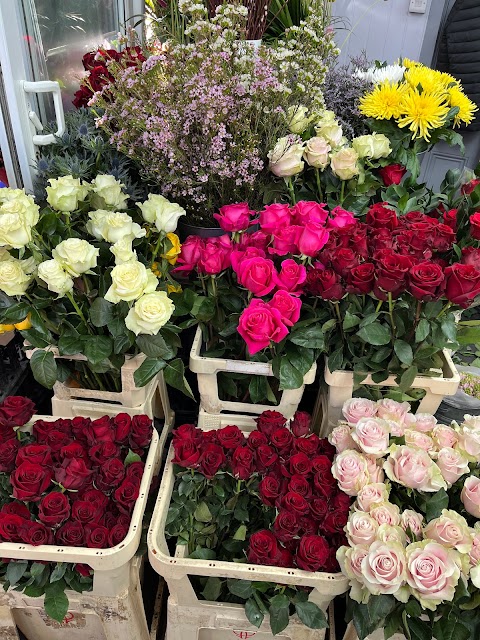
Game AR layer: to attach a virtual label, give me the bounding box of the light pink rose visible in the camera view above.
[406,541,460,610]
[346,511,378,546]
[383,445,447,492]
[404,430,435,453]
[462,415,480,429]
[332,450,370,496]
[432,425,459,450]
[376,524,407,546]
[364,455,385,484]
[385,419,406,438]
[461,476,480,518]
[424,510,473,553]
[329,424,357,453]
[456,426,480,461]
[356,483,389,512]
[351,418,390,457]
[369,501,401,527]
[470,534,480,588]
[436,447,469,486]
[410,413,437,433]
[376,399,410,423]
[337,544,368,583]
[342,398,377,424]
[362,540,407,595]
[400,510,424,542]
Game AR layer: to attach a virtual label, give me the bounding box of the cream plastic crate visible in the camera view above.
[342,622,402,640]
[147,430,349,640]
[321,349,460,436]
[190,326,317,418]
[0,414,166,640]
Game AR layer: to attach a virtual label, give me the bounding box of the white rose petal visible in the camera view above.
[137,194,186,233]
[105,261,158,303]
[38,259,74,297]
[90,174,128,210]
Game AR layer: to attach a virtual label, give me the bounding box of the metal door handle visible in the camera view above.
[23,80,65,145]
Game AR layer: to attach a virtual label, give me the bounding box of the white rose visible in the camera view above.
[315,110,337,127]
[371,133,392,159]
[267,137,305,178]
[0,190,39,228]
[87,210,146,244]
[46,176,89,212]
[37,259,74,297]
[0,214,33,248]
[352,135,376,159]
[125,291,174,335]
[138,194,186,233]
[110,237,137,264]
[315,122,344,148]
[287,105,313,134]
[303,137,331,169]
[52,238,99,277]
[330,147,359,180]
[105,261,158,303]
[0,257,32,296]
[90,174,128,210]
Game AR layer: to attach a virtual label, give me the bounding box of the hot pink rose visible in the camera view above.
[198,235,232,275]
[406,541,460,609]
[461,476,480,518]
[243,230,269,250]
[384,445,446,492]
[331,450,370,496]
[274,259,306,293]
[235,257,277,296]
[237,299,289,355]
[269,226,302,256]
[291,201,328,226]
[436,448,469,486]
[342,398,377,424]
[346,511,378,546]
[174,236,204,273]
[351,418,390,457]
[328,424,357,453]
[356,482,389,512]
[297,222,330,257]
[362,540,407,596]
[213,203,252,232]
[230,246,266,272]
[259,203,291,233]
[328,206,356,229]
[268,290,301,326]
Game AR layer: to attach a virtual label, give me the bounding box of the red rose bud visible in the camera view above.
[331,248,360,279]
[172,440,201,469]
[311,455,333,473]
[347,263,375,295]
[1,502,30,519]
[317,439,336,458]
[231,446,255,480]
[256,445,279,472]
[294,434,319,457]
[288,474,312,499]
[331,491,352,513]
[324,547,340,573]
[113,413,132,445]
[378,164,407,186]
[199,444,226,479]
[313,470,337,498]
[259,475,282,506]
[85,524,109,549]
[290,411,311,437]
[470,212,480,240]
[114,479,140,514]
[289,452,311,476]
[71,416,91,442]
[38,492,70,527]
[58,442,88,462]
[101,511,118,530]
[89,441,121,467]
[246,431,268,450]
[0,439,20,473]
[85,416,115,446]
[299,517,318,536]
[255,411,287,439]
[272,546,294,568]
[247,530,278,565]
[282,491,310,516]
[443,209,457,230]
[273,510,301,542]
[21,521,53,546]
[0,513,25,542]
[0,396,36,427]
[408,261,445,301]
[55,458,93,491]
[108,523,130,547]
[56,520,85,547]
[11,462,52,502]
[71,500,102,525]
[130,415,153,449]
[462,178,480,195]
[81,489,109,510]
[306,267,345,301]
[270,428,294,455]
[96,458,126,492]
[216,425,245,450]
[75,563,92,577]
[296,534,329,571]
[445,263,480,308]
[366,202,398,230]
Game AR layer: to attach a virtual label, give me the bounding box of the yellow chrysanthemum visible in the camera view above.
[396,88,450,141]
[437,71,459,89]
[404,66,443,93]
[359,81,408,120]
[448,85,478,126]
[400,58,423,69]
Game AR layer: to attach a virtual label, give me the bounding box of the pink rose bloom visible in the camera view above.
[230,246,266,272]
[376,399,411,423]
[351,418,390,457]
[174,235,204,273]
[410,413,437,433]
[237,299,289,355]
[291,201,328,226]
[424,510,473,553]
[273,258,306,293]
[346,511,378,546]
[432,425,459,450]
[384,445,447,492]
[461,476,480,518]
[376,524,407,546]
[328,206,356,229]
[406,541,460,610]
[369,502,401,527]
[362,540,407,596]
[400,510,424,541]
[198,235,232,274]
[364,455,385,484]
[456,425,480,460]
[385,419,405,438]
[342,398,377,424]
[269,226,302,256]
[332,449,370,496]
[470,534,480,588]
[356,483,389,512]
[213,202,252,232]
[329,424,357,453]
[240,230,269,250]
[337,544,369,584]
[235,257,277,296]
[297,222,330,257]
[436,447,469,486]
[259,203,291,234]
[268,290,301,326]
[404,430,435,453]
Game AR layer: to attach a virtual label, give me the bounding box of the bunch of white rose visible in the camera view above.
[45,174,128,213]
[331,397,480,612]
[0,189,40,248]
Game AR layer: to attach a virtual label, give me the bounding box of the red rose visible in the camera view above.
[72,85,93,109]
[366,203,398,230]
[11,462,52,502]
[89,441,121,467]
[0,396,36,427]
[311,455,333,473]
[172,440,201,469]
[294,434,319,457]
[173,424,201,443]
[331,491,352,513]
[259,475,282,506]
[113,413,132,445]
[443,209,457,230]
[272,546,294,568]
[299,517,318,536]
[31,420,52,444]
[72,500,102,525]
[348,224,369,258]
[58,442,88,462]
[378,164,407,186]
[296,534,329,571]
[114,479,140,514]
[38,492,70,526]
[306,267,344,301]
[313,470,337,497]
[55,458,94,491]
[0,513,25,542]
[270,428,294,455]
[16,444,52,468]
[81,489,109,510]
[246,431,268,450]
[331,248,360,279]
[56,520,85,546]
[0,439,19,472]
[324,547,340,572]
[88,65,114,92]
[125,462,145,483]
[408,261,445,301]
[462,178,480,195]
[273,510,301,542]
[317,440,336,458]
[1,502,30,519]
[101,511,118,530]
[444,263,480,308]
[74,563,92,577]
[347,263,375,295]
[470,212,480,240]
[117,513,131,527]
[289,453,311,476]
[71,417,91,443]
[231,446,255,480]
[21,521,53,546]
[95,458,126,492]
[247,530,279,565]
[431,223,456,252]
[282,491,310,516]
[85,416,115,446]
[374,250,414,298]
[108,523,130,547]
[310,497,329,521]
[290,411,311,437]
[199,444,226,479]
[85,524,109,549]
[44,430,74,453]
[288,475,312,499]
[130,415,153,449]
[255,411,286,438]
[256,445,279,472]
[319,510,349,535]
[216,425,245,450]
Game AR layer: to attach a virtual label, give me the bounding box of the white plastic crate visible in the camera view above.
[342,622,402,640]
[190,326,317,418]
[0,414,166,640]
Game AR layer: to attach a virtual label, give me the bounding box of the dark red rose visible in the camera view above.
[370,228,394,253]
[117,513,131,527]
[256,445,279,471]
[311,455,333,473]
[310,497,329,521]
[331,248,360,279]
[296,534,329,571]
[313,470,337,497]
[101,510,118,530]
[462,247,480,268]
[347,263,375,294]
[85,524,109,549]
[299,517,318,536]
[58,442,88,462]
[130,415,153,449]
[172,440,201,469]
[408,261,445,301]
[324,547,340,573]
[289,453,311,476]
[378,164,407,186]
[108,523,130,547]
[272,546,294,568]
[259,475,282,506]
[85,416,115,446]
[1,502,31,519]
[319,510,349,535]
[113,413,132,444]
[0,396,36,427]
[231,446,255,480]
[114,479,140,514]
[11,462,52,501]
[282,491,310,516]
[349,224,369,258]
[44,430,73,453]
[95,458,126,492]
[306,267,345,301]
[255,411,287,438]
[56,520,85,546]
[125,461,145,483]
[374,250,414,298]
[247,530,278,565]
[366,203,398,230]
[0,513,25,542]
[31,420,53,444]
[273,510,301,542]
[444,263,480,308]
[49,418,73,435]
[55,458,94,491]
[38,492,70,527]
[462,178,480,195]
[199,444,225,478]
[72,85,93,109]
[89,441,121,467]
[173,424,200,442]
[288,475,312,499]
[16,444,52,468]
[290,411,311,437]
[88,65,114,92]
[71,416,91,442]
[71,500,102,525]
[317,439,336,458]
[294,434,319,457]
[331,491,352,513]
[0,438,19,472]
[470,212,480,240]
[21,521,53,546]
[431,223,456,252]
[216,425,245,450]
[81,489,109,510]
[443,209,457,230]
[246,431,268,450]
[75,563,92,577]
[270,428,294,455]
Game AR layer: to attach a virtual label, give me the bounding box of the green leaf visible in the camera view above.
[44,581,69,623]
[357,322,391,346]
[191,297,216,322]
[164,359,195,400]
[89,298,114,327]
[249,376,268,404]
[6,561,28,586]
[425,488,449,522]
[359,312,379,328]
[328,347,343,373]
[124,449,142,466]
[136,334,176,360]
[30,350,57,389]
[415,318,430,342]
[295,601,328,630]
[407,617,433,640]
[201,577,222,601]
[83,335,113,365]
[233,525,247,541]
[441,319,457,342]
[433,618,470,640]
[343,312,361,330]
[398,366,418,393]
[227,579,253,599]
[278,358,304,390]
[245,597,264,628]
[133,357,167,388]
[188,548,216,560]
[394,340,413,365]
[269,594,290,636]
[57,335,84,356]
[289,324,325,349]
[194,502,212,523]
[49,563,67,583]
[23,585,45,598]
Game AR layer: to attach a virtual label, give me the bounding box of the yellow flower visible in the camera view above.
[404,66,443,93]
[161,232,181,265]
[0,323,15,334]
[396,88,450,141]
[448,85,478,126]
[359,81,407,120]
[14,314,32,331]
[400,57,423,69]
[167,283,182,294]
[151,262,162,277]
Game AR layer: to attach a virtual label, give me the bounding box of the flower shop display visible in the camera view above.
[147,410,349,639]
[0,395,160,639]
[330,397,480,640]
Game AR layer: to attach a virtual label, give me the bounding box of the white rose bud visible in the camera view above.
[330,147,360,181]
[315,122,343,148]
[90,174,128,210]
[267,137,305,178]
[105,261,158,303]
[87,210,146,244]
[0,257,32,296]
[52,238,99,277]
[38,259,74,297]
[370,133,392,159]
[352,135,376,159]
[287,105,312,134]
[125,291,175,335]
[315,110,337,127]
[138,194,186,233]
[46,176,89,212]
[110,237,137,265]
[304,137,331,169]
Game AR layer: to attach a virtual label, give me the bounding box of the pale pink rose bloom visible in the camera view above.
[376,524,407,546]
[342,398,377,424]
[376,399,410,423]
[332,450,370,496]
[406,541,460,610]
[369,501,401,527]
[329,424,357,453]
[462,415,480,429]
[356,483,389,512]
[409,413,437,433]
[364,455,385,483]
[361,540,407,596]
[337,544,369,583]
[346,511,379,546]
[404,430,435,453]
[401,510,424,542]
[383,445,447,492]
[456,426,480,460]
[461,476,480,518]
[351,418,390,457]
[436,447,469,486]
[470,534,480,589]
[432,425,459,450]
[385,418,405,438]
[424,510,473,553]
